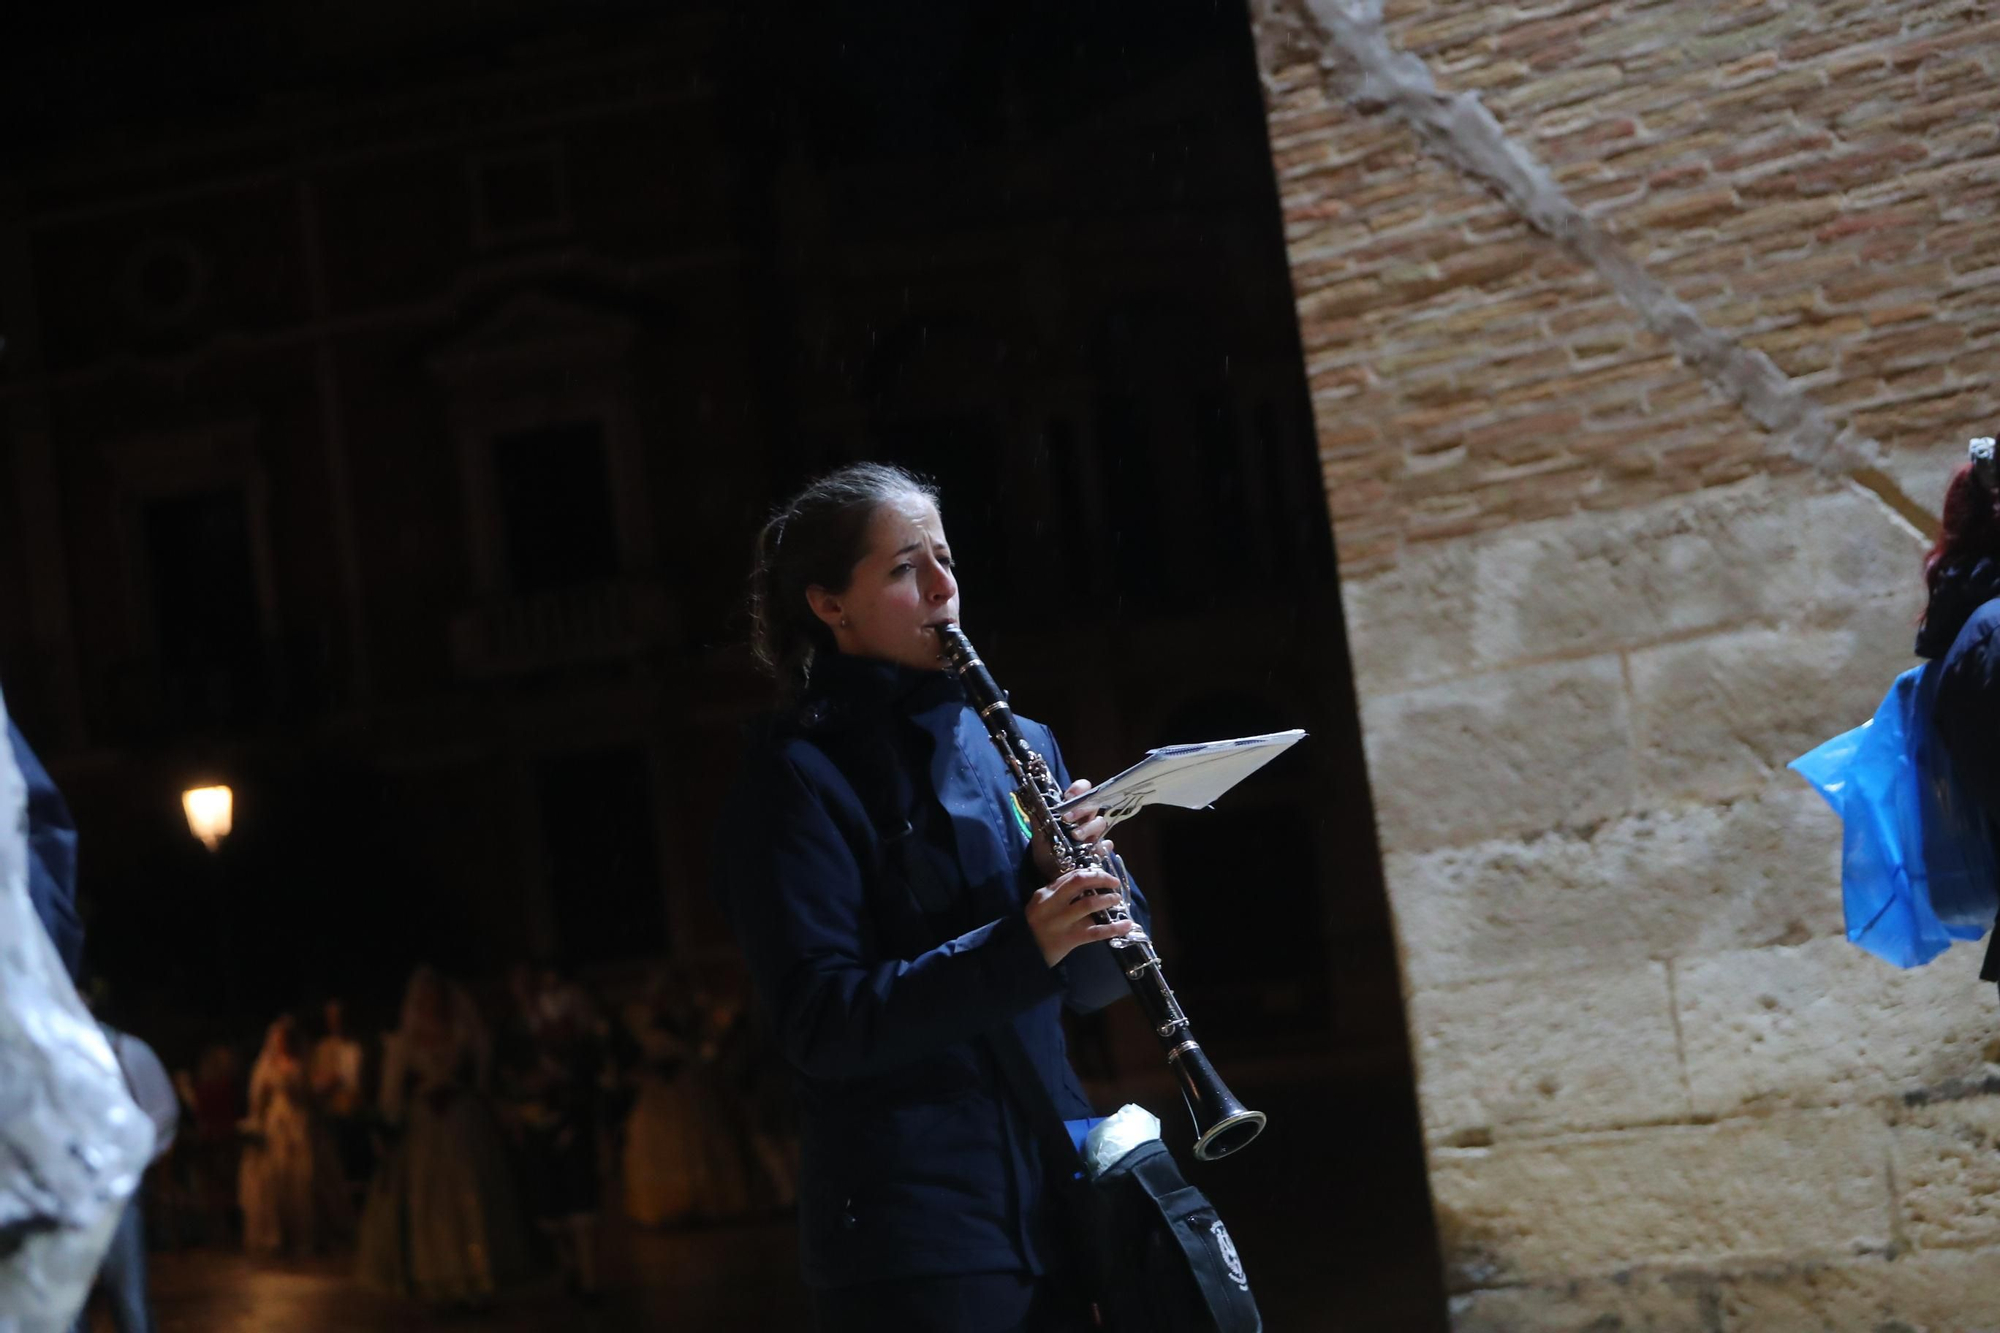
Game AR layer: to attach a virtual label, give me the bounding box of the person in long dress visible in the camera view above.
[356,966,535,1306]
[238,1016,348,1255]
[309,998,370,1211]
[620,970,756,1227]
[619,969,701,1227]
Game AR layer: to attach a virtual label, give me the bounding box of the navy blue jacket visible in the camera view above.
[1916,559,2000,980]
[714,652,1147,1289]
[9,718,84,981]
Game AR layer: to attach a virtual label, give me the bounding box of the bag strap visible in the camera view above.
[981,1026,1110,1314]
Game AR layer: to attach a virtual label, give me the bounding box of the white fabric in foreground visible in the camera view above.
[0,687,153,1333]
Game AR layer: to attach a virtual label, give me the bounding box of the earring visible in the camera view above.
[838,617,850,629]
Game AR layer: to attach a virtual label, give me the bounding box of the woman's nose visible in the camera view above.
[929,566,957,602]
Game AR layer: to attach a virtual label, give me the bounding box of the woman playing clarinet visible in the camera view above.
[715,462,1149,1333]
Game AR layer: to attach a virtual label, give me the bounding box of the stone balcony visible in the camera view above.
[448,579,676,679]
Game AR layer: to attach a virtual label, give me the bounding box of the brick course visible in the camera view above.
[1256,0,2000,1324]
[1261,0,1997,576]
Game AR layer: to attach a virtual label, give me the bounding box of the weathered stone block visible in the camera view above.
[1893,1094,2000,1254]
[1707,1247,2000,1332]
[1339,473,1923,693]
[1450,1271,1710,1332]
[1431,1110,1895,1285]
[1876,437,1970,524]
[1338,539,1478,697]
[1626,603,1919,805]
[1466,476,1802,666]
[1677,937,1998,1120]
[1785,483,1930,615]
[1452,1248,2000,1332]
[1361,655,1635,852]
[1390,781,1844,990]
[1410,961,1688,1145]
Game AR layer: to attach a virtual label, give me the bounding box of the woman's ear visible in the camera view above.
[805,585,845,632]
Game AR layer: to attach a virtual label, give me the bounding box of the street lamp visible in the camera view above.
[182,785,233,852]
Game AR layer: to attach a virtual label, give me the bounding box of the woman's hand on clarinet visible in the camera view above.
[1031,779,1111,881]
[1026,858,1131,968]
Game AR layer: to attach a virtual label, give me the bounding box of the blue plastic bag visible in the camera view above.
[1789,664,1999,968]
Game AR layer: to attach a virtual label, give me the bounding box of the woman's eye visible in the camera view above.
[890,563,913,576]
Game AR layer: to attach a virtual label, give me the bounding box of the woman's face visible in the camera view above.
[809,493,961,671]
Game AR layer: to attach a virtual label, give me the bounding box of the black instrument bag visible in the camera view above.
[984,1029,1262,1333]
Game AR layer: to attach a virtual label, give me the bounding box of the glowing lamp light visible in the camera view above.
[182,785,234,852]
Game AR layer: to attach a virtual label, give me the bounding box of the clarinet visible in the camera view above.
[933,623,1267,1161]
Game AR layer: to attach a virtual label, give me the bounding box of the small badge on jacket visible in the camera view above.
[1006,791,1035,846]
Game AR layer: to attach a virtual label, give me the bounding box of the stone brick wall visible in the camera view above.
[1250,1,2000,1326]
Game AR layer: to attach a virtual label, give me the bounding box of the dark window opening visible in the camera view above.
[491,420,621,594]
[473,149,566,240]
[534,747,667,966]
[143,487,265,728]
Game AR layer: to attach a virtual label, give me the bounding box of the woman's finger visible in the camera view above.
[1071,815,1109,845]
[1049,866,1117,896]
[1060,889,1121,928]
[1060,779,1098,827]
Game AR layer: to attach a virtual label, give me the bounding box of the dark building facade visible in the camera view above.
[0,6,1450,1324]
[0,2,1394,1075]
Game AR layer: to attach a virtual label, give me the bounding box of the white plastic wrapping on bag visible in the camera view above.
[0,690,153,1333]
[1081,1103,1163,1180]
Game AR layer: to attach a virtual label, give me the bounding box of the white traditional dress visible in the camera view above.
[356,970,535,1303]
[238,1024,347,1255]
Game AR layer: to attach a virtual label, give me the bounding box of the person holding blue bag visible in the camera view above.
[1922,438,2000,982]
[1792,437,2000,970]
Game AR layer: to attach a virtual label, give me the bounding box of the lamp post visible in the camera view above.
[182,785,233,852]
[183,783,236,1008]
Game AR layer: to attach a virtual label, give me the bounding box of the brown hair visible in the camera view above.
[748,462,938,699]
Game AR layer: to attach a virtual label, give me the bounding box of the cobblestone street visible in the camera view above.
[134,1222,812,1333]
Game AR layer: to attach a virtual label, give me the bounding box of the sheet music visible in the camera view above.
[1050,729,1307,826]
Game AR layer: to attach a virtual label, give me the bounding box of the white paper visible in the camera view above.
[1052,729,1306,826]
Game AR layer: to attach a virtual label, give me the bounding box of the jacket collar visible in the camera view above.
[798,651,963,733]
[1917,557,2000,659]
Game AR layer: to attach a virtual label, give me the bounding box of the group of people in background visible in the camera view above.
[137,960,797,1310]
